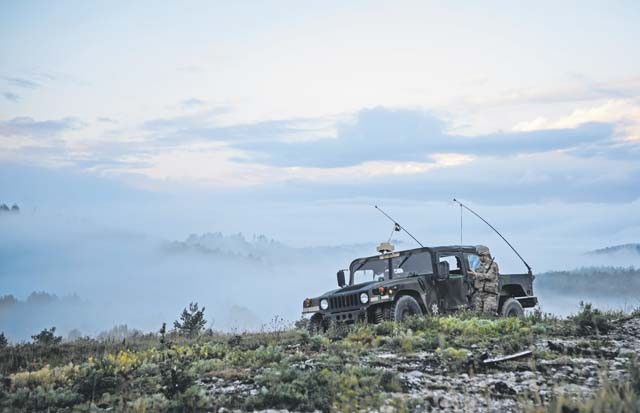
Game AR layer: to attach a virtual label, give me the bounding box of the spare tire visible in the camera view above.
[393,296,423,322]
[501,298,524,318]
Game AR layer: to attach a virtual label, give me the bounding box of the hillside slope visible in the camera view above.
[1,306,639,412]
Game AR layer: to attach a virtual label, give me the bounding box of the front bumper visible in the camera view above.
[302,305,320,314]
[326,308,367,323]
[301,307,366,322]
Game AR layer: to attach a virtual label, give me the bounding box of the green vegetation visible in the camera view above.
[568,301,616,335]
[30,327,62,346]
[173,302,207,338]
[0,303,637,412]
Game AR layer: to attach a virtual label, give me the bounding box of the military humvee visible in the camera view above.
[302,244,537,332]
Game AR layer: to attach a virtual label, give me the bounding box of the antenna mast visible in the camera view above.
[453,199,532,274]
[460,202,463,245]
[374,205,424,248]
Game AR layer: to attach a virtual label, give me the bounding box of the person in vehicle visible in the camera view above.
[468,245,499,314]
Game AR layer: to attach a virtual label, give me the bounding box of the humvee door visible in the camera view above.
[437,252,470,310]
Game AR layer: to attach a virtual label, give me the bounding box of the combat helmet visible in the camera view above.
[476,245,491,257]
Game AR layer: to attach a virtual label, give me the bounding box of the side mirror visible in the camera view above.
[437,261,450,280]
[337,270,346,287]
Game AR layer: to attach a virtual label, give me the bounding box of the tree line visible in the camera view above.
[0,203,19,213]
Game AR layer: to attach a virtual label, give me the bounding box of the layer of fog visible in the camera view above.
[1,198,638,342]
[0,211,375,341]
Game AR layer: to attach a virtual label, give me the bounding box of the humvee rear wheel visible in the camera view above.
[393,296,423,323]
[501,298,524,318]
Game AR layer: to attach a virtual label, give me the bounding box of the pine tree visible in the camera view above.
[31,327,62,345]
[174,302,206,337]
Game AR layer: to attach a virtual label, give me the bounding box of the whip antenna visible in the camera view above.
[374,205,424,248]
[453,198,532,274]
[460,202,463,245]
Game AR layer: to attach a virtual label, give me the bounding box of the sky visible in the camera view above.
[1,1,640,335]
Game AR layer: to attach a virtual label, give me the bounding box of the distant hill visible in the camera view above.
[163,231,398,263]
[588,243,640,256]
[535,266,640,296]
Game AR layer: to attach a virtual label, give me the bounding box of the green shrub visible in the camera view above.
[128,392,170,412]
[31,327,62,346]
[172,384,210,411]
[374,321,397,336]
[158,355,195,399]
[174,302,207,338]
[253,345,284,366]
[73,358,121,401]
[436,346,476,373]
[569,302,614,335]
[5,385,83,411]
[243,365,403,412]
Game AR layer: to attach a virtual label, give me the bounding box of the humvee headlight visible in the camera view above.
[303,298,311,307]
[320,299,329,310]
[359,293,369,304]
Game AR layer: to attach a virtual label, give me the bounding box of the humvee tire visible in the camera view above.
[393,296,423,322]
[501,298,524,318]
[308,314,325,335]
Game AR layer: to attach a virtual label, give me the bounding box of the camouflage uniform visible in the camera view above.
[472,247,500,314]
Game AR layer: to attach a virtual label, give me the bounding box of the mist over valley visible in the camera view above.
[1,208,638,342]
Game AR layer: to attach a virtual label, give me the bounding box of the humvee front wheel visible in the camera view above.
[501,298,524,318]
[393,296,423,323]
[308,313,325,335]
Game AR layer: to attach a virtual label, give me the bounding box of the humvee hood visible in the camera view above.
[319,281,377,297]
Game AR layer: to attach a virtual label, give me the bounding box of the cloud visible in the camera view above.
[140,107,615,168]
[97,117,118,124]
[512,99,640,160]
[465,77,640,108]
[2,76,40,89]
[142,112,332,146]
[514,99,640,141]
[232,108,614,167]
[181,98,206,109]
[2,106,638,205]
[252,152,640,205]
[2,92,20,102]
[0,116,79,138]
[142,106,231,133]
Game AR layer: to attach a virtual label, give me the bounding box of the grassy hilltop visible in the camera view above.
[0,305,639,412]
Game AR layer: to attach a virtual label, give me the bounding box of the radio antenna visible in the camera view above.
[374,205,424,248]
[460,202,463,245]
[453,198,532,274]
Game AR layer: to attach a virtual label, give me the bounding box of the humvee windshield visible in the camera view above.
[351,251,433,285]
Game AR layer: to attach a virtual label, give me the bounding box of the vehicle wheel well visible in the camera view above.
[499,284,527,310]
[394,290,427,314]
[501,284,526,298]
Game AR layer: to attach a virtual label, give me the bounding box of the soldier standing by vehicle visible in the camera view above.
[468,245,499,314]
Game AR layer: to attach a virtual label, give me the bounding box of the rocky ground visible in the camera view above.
[1,308,639,412]
[393,317,640,411]
[199,313,640,412]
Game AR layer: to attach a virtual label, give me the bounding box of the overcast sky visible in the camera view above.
[1,1,639,268]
